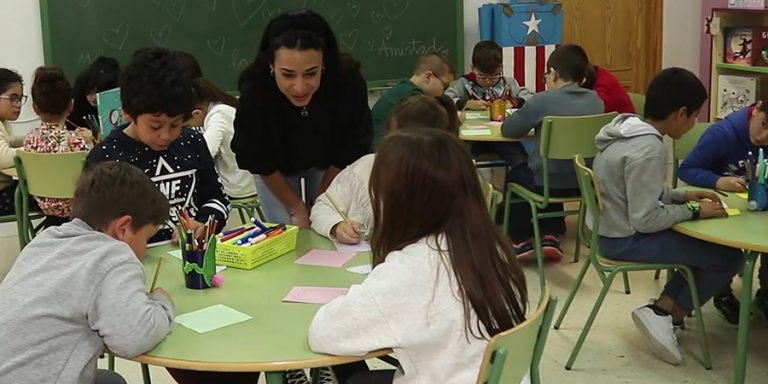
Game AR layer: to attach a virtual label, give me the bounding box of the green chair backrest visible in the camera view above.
[573,154,603,249]
[540,112,618,160]
[15,151,87,199]
[476,287,557,384]
[674,122,712,162]
[628,92,645,116]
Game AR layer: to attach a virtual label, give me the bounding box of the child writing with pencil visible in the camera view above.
[24,66,95,228]
[370,53,455,146]
[678,101,768,325]
[0,161,175,384]
[445,40,533,111]
[309,128,528,384]
[311,94,460,244]
[0,68,26,216]
[87,47,229,244]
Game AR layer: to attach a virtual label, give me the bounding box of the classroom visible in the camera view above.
[1,0,768,383]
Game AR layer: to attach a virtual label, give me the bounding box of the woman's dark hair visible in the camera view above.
[385,94,460,137]
[120,47,194,119]
[370,129,528,339]
[238,10,343,103]
[31,66,73,116]
[0,68,23,94]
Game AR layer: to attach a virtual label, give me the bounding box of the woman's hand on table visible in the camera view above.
[289,203,310,228]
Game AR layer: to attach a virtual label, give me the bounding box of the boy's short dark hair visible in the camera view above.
[472,41,503,74]
[413,53,455,79]
[120,47,194,119]
[546,44,589,83]
[73,162,169,231]
[644,67,707,120]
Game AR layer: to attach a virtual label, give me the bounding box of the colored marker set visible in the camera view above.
[747,149,768,211]
[218,218,286,247]
[215,220,300,270]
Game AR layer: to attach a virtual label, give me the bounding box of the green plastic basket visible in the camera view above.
[215,224,298,269]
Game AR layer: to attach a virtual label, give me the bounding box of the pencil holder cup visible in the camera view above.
[179,229,217,290]
[747,181,768,211]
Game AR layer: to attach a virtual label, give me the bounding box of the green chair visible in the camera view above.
[476,287,557,384]
[480,179,503,220]
[14,151,87,248]
[554,154,712,370]
[230,196,266,224]
[628,92,645,116]
[502,112,617,291]
[672,122,712,188]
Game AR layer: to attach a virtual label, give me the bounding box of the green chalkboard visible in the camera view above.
[40,0,464,91]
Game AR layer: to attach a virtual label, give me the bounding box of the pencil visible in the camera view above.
[714,189,728,197]
[149,256,164,291]
[325,193,353,227]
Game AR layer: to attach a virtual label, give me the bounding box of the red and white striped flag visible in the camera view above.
[502,45,558,93]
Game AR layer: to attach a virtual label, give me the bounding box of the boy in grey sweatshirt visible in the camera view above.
[593,68,741,366]
[0,161,175,384]
[501,44,604,259]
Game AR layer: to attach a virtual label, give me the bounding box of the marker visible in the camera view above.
[251,218,268,232]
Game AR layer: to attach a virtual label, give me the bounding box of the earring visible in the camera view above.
[269,68,274,76]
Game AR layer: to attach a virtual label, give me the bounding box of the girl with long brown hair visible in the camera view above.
[309,128,528,384]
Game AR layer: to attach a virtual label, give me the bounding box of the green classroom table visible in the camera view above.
[131,230,391,384]
[672,191,768,384]
[459,110,532,142]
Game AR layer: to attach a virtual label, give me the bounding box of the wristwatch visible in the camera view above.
[686,201,701,220]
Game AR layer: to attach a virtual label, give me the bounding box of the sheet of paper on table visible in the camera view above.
[175,304,253,333]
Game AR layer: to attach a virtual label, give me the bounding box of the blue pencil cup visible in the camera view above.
[747,180,768,211]
[183,250,208,290]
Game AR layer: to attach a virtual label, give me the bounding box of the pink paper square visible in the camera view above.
[283,286,349,304]
[295,249,357,267]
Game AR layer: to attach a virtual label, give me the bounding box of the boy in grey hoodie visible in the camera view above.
[0,161,175,384]
[593,68,741,366]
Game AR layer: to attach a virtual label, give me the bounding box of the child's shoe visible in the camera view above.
[631,305,682,365]
[511,239,534,259]
[713,292,741,327]
[541,235,564,261]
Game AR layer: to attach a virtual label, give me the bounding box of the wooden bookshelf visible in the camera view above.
[710,8,768,119]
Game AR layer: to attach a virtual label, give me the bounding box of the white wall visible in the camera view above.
[0,0,44,134]
[662,0,701,74]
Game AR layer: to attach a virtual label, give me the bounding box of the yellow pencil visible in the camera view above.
[149,256,164,291]
[325,193,353,227]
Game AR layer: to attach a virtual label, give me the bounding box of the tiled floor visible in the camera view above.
[2,216,768,384]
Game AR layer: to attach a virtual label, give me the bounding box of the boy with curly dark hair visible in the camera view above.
[87,47,229,244]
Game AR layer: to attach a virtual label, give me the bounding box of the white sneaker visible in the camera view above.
[631,305,682,365]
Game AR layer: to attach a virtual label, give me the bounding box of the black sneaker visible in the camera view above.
[754,290,768,323]
[713,292,741,327]
[511,239,534,260]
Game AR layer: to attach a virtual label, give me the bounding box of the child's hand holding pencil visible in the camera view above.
[326,193,363,245]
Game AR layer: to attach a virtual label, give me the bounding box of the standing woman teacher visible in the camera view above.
[233,9,372,228]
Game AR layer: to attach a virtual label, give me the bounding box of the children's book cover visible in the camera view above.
[752,27,768,66]
[717,74,757,118]
[96,87,126,140]
[724,27,753,65]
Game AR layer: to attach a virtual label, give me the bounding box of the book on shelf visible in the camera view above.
[752,27,768,66]
[717,74,758,119]
[728,0,767,9]
[725,27,753,65]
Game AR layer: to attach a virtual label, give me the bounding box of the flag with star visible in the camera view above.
[478,2,564,91]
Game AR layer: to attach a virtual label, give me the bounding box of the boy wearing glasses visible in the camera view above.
[501,44,603,259]
[371,53,455,146]
[0,68,27,216]
[446,40,533,110]
[678,101,768,326]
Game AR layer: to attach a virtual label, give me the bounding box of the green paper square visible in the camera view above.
[175,304,253,334]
